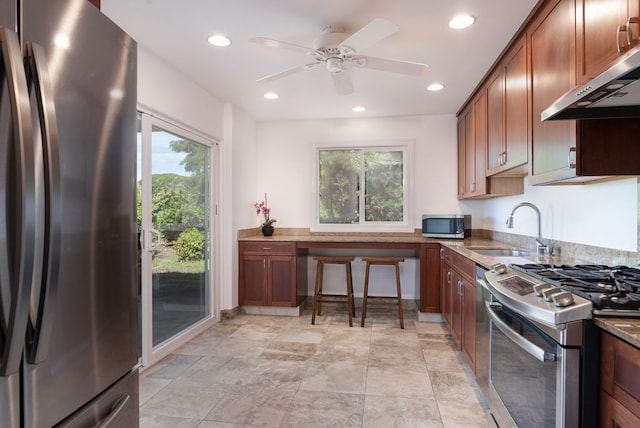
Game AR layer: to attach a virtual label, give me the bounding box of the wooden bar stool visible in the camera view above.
[360,257,405,329]
[311,256,356,327]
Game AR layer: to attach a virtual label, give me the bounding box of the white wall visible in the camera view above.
[255,114,462,229]
[481,177,638,252]
[137,47,224,139]
[226,105,259,308]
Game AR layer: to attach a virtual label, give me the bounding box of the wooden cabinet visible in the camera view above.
[457,92,487,199]
[576,0,640,84]
[418,243,441,313]
[528,0,640,185]
[600,331,640,426]
[239,241,306,307]
[440,247,476,371]
[486,35,529,176]
[529,0,578,184]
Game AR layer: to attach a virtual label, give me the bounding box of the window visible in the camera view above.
[314,142,413,232]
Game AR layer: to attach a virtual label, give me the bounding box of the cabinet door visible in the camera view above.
[419,244,441,313]
[462,281,476,372]
[472,92,487,195]
[240,256,266,305]
[269,255,296,306]
[486,69,505,175]
[529,0,578,184]
[450,270,463,346]
[503,36,529,171]
[457,115,466,198]
[576,0,640,84]
[441,261,453,327]
[600,390,640,427]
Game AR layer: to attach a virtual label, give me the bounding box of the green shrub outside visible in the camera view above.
[175,228,205,261]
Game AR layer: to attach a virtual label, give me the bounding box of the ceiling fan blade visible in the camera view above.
[256,62,320,83]
[357,55,429,76]
[332,70,354,96]
[339,18,398,53]
[249,37,320,55]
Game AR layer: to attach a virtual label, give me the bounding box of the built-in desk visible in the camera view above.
[238,230,453,316]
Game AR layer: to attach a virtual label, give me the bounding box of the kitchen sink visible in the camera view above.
[470,248,531,257]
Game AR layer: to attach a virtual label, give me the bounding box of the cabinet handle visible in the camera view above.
[447,271,451,285]
[262,247,272,250]
[502,151,507,166]
[627,17,639,48]
[440,248,444,258]
[617,24,629,53]
[567,147,577,169]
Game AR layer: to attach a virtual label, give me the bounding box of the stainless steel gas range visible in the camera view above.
[479,262,640,428]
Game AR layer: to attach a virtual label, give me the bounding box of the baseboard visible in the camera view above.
[220,306,241,320]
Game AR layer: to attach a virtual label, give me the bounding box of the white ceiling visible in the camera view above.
[101,0,539,122]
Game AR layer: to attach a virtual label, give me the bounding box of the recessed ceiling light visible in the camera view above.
[264,92,279,100]
[449,15,476,30]
[207,34,231,47]
[427,83,445,91]
[352,106,366,112]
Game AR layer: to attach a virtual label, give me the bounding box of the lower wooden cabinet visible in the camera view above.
[600,331,640,426]
[418,243,441,313]
[440,247,476,371]
[239,241,306,307]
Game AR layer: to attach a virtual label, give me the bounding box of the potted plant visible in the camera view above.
[254,194,276,236]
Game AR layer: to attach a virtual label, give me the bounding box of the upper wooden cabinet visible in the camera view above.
[529,0,640,184]
[457,93,487,199]
[576,0,640,84]
[529,0,578,184]
[486,35,529,176]
[459,0,640,189]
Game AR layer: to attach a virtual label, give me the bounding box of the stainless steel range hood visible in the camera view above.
[542,47,640,121]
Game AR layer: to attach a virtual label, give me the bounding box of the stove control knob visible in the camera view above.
[533,283,554,297]
[542,287,564,302]
[552,292,575,307]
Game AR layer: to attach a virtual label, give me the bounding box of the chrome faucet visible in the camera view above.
[506,202,550,256]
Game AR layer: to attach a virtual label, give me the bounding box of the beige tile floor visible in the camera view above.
[139,302,488,428]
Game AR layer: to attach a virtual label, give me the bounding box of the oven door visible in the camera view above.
[486,300,580,428]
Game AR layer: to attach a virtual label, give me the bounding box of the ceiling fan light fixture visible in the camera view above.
[207,34,232,47]
[326,57,343,73]
[449,15,476,30]
[427,83,445,91]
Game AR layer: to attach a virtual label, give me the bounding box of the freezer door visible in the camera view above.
[20,0,138,427]
[57,369,139,428]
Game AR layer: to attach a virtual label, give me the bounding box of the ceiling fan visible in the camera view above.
[249,18,429,96]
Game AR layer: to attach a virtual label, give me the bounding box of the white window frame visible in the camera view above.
[311,139,415,233]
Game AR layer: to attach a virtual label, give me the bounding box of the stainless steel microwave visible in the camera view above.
[421,214,471,239]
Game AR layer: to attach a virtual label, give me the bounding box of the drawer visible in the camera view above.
[452,252,475,280]
[240,241,296,255]
[440,246,453,263]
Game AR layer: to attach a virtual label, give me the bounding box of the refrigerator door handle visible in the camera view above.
[23,41,61,365]
[96,394,130,428]
[0,27,37,377]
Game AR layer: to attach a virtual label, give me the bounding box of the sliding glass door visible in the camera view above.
[137,112,217,366]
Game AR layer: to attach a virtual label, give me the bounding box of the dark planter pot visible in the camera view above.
[261,225,275,236]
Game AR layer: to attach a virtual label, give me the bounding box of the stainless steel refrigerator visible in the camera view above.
[0,0,139,426]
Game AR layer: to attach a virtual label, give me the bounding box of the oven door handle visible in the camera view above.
[485,301,557,363]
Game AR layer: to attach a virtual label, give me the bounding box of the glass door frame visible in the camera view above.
[138,111,220,368]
